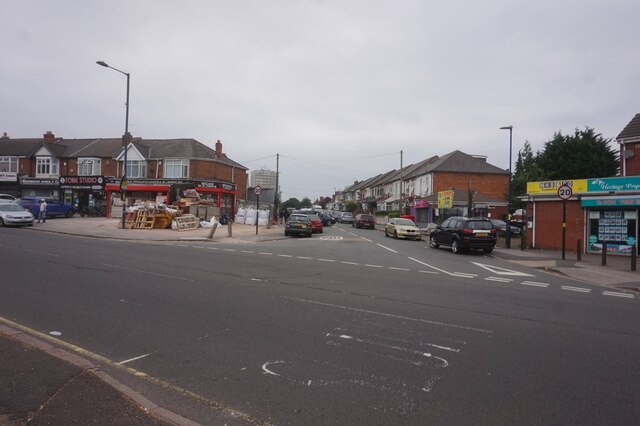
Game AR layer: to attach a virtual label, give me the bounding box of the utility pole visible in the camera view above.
[275,153,280,219]
[400,150,404,214]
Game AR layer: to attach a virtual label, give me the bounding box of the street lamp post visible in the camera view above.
[97,60,130,230]
[500,125,513,249]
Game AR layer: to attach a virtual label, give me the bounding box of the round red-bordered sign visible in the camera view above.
[557,184,572,200]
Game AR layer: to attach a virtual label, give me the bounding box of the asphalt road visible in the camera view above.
[1,224,639,425]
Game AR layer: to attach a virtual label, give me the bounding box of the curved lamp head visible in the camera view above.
[96,60,108,67]
[500,125,513,130]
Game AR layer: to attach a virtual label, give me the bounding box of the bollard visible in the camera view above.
[228,221,233,237]
[577,239,582,261]
[632,245,637,272]
[207,222,219,239]
[601,242,607,266]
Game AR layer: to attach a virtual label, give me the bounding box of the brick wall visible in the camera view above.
[190,159,248,200]
[621,143,640,176]
[531,200,584,252]
[433,172,509,200]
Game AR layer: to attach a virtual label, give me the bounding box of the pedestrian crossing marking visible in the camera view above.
[471,262,534,277]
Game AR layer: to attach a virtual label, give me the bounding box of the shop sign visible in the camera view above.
[59,175,105,190]
[413,198,428,208]
[437,190,453,209]
[19,176,59,186]
[195,181,236,191]
[587,176,640,193]
[0,172,17,182]
[581,196,640,207]
[526,179,587,195]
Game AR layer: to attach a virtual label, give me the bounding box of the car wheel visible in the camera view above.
[451,239,461,254]
[429,235,439,249]
[384,228,389,237]
[393,231,398,239]
[0,218,4,227]
[483,247,494,254]
[66,209,74,218]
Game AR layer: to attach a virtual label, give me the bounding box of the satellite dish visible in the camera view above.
[623,150,635,159]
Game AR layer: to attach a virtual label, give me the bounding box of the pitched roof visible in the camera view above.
[616,113,640,140]
[426,150,508,175]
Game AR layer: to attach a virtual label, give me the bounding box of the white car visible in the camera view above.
[0,203,35,227]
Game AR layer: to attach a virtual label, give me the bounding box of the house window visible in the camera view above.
[164,159,189,178]
[0,156,18,172]
[126,161,147,178]
[36,157,59,177]
[78,158,101,176]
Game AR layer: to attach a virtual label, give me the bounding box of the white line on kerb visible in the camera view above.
[602,291,634,299]
[377,244,398,253]
[561,285,591,293]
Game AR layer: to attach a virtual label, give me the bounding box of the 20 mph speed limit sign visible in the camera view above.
[254,185,263,196]
[557,184,572,200]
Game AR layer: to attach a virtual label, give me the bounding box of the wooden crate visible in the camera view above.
[174,214,198,231]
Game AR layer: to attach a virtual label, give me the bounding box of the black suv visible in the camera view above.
[429,216,497,254]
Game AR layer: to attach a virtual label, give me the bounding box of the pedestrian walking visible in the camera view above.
[38,199,47,223]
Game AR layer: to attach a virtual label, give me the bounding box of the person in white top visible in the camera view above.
[38,199,47,223]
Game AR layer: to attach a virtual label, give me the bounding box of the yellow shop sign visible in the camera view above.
[526,179,587,195]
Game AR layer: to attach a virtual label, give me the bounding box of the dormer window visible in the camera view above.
[36,157,59,177]
[78,158,101,176]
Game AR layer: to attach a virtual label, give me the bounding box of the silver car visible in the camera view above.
[0,203,35,227]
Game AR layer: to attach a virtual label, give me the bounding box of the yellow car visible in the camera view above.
[385,218,422,240]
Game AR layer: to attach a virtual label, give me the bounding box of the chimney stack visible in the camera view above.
[43,131,56,144]
[215,140,223,157]
[1,132,8,140]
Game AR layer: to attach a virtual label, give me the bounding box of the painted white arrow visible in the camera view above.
[471,262,534,277]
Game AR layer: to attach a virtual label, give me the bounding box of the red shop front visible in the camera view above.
[105,183,170,219]
[194,182,236,219]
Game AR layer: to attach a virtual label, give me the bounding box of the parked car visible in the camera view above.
[17,197,76,218]
[338,212,355,224]
[429,216,497,254]
[489,218,521,236]
[385,217,422,240]
[284,213,312,237]
[0,203,35,227]
[319,212,334,226]
[353,213,375,229]
[297,209,323,233]
[0,194,17,202]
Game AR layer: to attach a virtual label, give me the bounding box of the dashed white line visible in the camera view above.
[296,256,312,260]
[206,247,220,250]
[408,257,453,275]
[240,250,254,254]
[452,273,476,278]
[223,248,237,252]
[341,261,359,265]
[485,277,513,282]
[318,258,335,262]
[419,270,439,275]
[277,254,293,258]
[602,291,634,299]
[102,263,194,282]
[377,244,398,253]
[521,281,550,288]
[191,245,206,249]
[360,237,373,242]
[389,267,410,271]
[365,264,384,268]
[561,285,591,293]
[258,252,273,255]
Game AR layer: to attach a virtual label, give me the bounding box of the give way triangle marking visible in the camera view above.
[471,262,534,277]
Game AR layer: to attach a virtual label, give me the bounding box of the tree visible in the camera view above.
[315,196,332,209]
[300,197,312,208]
[344,201,358,213]
[511,141,544,210]
[281,197,300,210]
[536,127,618,180]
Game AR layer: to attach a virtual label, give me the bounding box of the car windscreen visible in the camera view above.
[0,204,26,212]
[289,215,309,223]
[396,219,415,226]
[468,220,493,230]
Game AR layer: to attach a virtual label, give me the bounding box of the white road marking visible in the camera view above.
[389,267,410,271]
[319,236,343,240]
[277,254,293,258]
[240,250,254,254]
[602,291,634,299]
[341,261,359,265]
[408,257,453,275]
[365,264,384,268]
[177,244,190,247]
[451,272,476,278]
[191,245,206,249]
[250,278,262,281]
[258,252,273,255]
[471,262,534,277]
[348,232,358,237]
[419,270,439,275]
[285,297,493,334]
[223,248,236,252]
[206,247,220,250]
[296,256,312,260]
[318,258,335,262]
[377,244,398,253]
[521,281,550,288]
[484,277,513,282]
[102,263,194,282]
[360,237,373,242]
[561,285,591,293]
[118,353,152,365]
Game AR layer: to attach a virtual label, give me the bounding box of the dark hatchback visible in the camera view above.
[284,214,312,237]
[353,214,375,229]
[429,216,497,254]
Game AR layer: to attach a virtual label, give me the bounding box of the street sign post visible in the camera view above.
[557,184,572,259]
[254,186,262,235]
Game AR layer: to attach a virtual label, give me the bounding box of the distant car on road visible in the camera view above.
[489,218,521,236]
[0,194,17,203]
[297,209,323,233]
[284,213,312,238]
[17,197,76,218]
[0,203,34,227]
[353,214,375,229]
[338,212,355,224]
[385,217,422,240]
[429,216,496,254]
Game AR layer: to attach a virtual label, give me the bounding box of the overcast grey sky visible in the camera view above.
[2,0,639,201]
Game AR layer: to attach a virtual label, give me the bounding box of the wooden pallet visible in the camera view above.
[174,214,198,231]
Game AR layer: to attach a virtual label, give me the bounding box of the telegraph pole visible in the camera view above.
[400,150,404,214]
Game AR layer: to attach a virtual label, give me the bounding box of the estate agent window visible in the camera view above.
[587,209,638,255]
[164,159,189,178]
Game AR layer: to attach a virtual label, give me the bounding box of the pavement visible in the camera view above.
[1,217,638,425]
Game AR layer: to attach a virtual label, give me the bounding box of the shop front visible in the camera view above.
[194,180,236,220]
[582,196,639,255]
[19,176,60,199]
[59,175,106,214]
